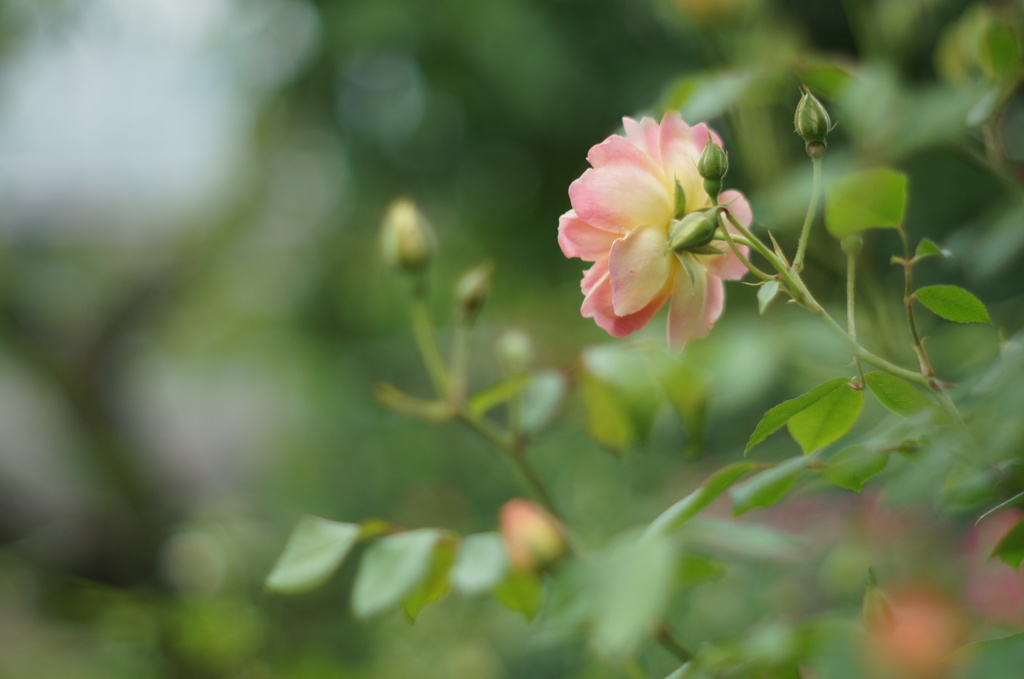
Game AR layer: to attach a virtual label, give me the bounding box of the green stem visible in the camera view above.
[449,320,470,404]
[715,215,774,282]
[846,250,867,386]
[897,228,934,380]
[457,411,562,520]
[411,285,450,396]
[724,213,817,311]
[793,156,822,272]
[655,623,693,663]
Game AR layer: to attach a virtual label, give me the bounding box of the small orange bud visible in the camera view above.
[865,587,964,679]
[499,499,566,572]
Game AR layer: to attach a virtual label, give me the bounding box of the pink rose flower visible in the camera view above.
[558,112,752,351]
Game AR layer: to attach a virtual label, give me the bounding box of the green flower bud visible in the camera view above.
[697,136,729,182]
[455,262,492,323]
[862,569,893,631]
[698,138,728,203]
[496,329,534,375]
[841,234,863,257]
[668,209,719,253]
[794,87,832,158]
[379,198,436,274]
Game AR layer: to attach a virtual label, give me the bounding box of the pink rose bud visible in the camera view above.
[499,499,566,572]
[864,586,964,679]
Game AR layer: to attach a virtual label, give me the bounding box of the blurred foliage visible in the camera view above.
[0,0,1023,677]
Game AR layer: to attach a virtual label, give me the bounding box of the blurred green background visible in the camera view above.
[0,0,1022,677]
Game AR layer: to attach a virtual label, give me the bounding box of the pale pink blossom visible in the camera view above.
[558,112,752,350]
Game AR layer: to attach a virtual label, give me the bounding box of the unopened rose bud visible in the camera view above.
[379,198,436,274]
[794,87,832,158]
[842,234,863,257]
[669,209,719,253]
[455,262,492,323]
[865,585,964,679]
[496,329,534,375]
[862,570,893,631]
[697,136,729,202]
[500,499,566,572]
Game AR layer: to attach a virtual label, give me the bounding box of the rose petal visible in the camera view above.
[719,189,752,227]
[581,258,610,295]
[570,137,672,233]
[622,116,662,167]
[581,268,668,337]
[666,255,711,352]
[558,211,619,261]
[609,223,673,315]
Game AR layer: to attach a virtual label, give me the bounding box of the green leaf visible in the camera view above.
[449,532,508,595]
[403,538,456,622]
[467,374,530,417]
[992,517,1024,569]
[580,346,661,453]
[865,372,932,417]
[981,22,1021,80]
[351,529,439,618]
[825,168,908,237]
[519,370,566,434]
[957,633,1024,679]
[265,517,361,594]
[731,456,813,516]
[492,569,543,620]
[590,532,676,656]
[745,378,849,454]
[757,281,781,315]
[914,237,947,261]
[915,285,991,324]
[646,462,758,535]
[821,446,889,492]
[787,383,864,454]
[675,553,727,587]
[977,491,1024,526]
[687,518,802,561]
[373,383,453,421]
[579,373,635,454]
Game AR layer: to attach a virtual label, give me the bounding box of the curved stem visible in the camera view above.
[655,623,693,663]
[449,320,470,403]
[715,215,774,282]
[793,156,822,272]
[897,228,934,381]
[411,284,450,396]
[457,410,562,520]
[846,250,867,386]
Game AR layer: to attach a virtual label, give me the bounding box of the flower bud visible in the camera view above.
[841,234,863,257]
[379,198,436,274]
[862,570,893,632]
[668,209,719,253]
[455,262,492,323]
[698,137,729,180]
[496,329,534,375]
[864,586,964,679]
[794,87,832,158]
[500,499,566,572]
